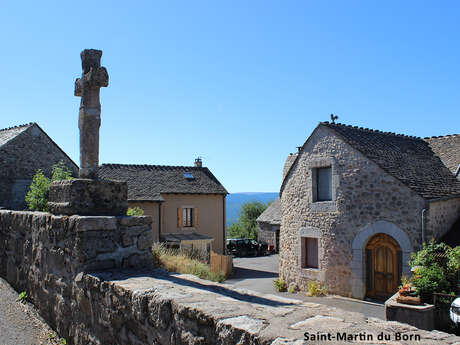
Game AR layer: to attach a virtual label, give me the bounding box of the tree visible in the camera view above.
[25,169,51,212]
[228,201,269,239]
[25,161,73,212]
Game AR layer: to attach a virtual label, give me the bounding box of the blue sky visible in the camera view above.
[1,1,459,193]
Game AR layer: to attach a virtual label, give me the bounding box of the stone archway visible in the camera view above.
[350,221,413,299]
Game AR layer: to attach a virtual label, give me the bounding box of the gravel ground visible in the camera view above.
[0,278,63,345]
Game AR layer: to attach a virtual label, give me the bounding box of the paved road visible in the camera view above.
[0,278,62,345]
[225,254,385,320]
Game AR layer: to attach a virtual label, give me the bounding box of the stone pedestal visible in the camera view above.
[385,292,435,330]
[48,179,128,216]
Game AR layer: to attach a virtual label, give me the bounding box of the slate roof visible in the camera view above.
[424,135,460,175]
[98,164,228,202]
[282,122,460,200]
[160,232,214,243]
[256,198,281,225]
[0,123,34,147]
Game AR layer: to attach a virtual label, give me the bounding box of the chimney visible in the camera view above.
[194,157,202,167]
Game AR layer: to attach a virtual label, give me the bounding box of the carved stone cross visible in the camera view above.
[74,49,109,179]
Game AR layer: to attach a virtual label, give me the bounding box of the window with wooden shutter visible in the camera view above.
[301,237,319,269]
[182,207,194,227]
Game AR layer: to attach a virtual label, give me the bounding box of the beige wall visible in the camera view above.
[129,194,226,254]
[129,201,161,242]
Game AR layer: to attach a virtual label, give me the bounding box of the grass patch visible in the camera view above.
[153,244,225,283]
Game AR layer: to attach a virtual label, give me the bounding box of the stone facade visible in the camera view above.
[1,209,459,345]
[258,222,279,250]
[0,123,78,210]
[426,197,460,240]
[280,125,431,298]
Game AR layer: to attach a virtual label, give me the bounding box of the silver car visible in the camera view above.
[450,298,460,326]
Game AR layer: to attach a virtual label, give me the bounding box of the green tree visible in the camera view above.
[127,207,144,216]
[25,161,73,212]
[228,201,269,239]
[25,169,51,212]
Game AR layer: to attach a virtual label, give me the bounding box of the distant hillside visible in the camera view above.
[226,192,279,227]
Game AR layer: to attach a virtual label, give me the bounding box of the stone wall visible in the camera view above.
[0,210,152,342]
[426,197,460,240]
[257,222,279,252]
[0,124,78,210]
[280,125,427,298]
[1,209,459,344]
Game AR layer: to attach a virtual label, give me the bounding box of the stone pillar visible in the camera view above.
[47,49,128,216]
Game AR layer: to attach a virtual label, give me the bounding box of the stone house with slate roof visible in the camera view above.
[0,123,78,210]
[98,159,228,254]
[256,198,281,253]
[280,122,460,300]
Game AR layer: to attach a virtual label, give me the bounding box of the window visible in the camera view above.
[314,167,332,201]
[177,207,198,228]
[301,237,318,268]
[183,207,194,227]
[184,172,194,180]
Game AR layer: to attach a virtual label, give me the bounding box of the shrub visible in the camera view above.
[25,170,51,212]
[308,281,327,296]
[127,207,144,216]
[25,161,73,212]
[152,244,224,283]
[273,278,287,292]
[410,240,459,303]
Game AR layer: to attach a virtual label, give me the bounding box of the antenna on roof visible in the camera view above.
[330,114,338,124]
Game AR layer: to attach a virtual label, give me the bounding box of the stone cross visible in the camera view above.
[74,49,109,179]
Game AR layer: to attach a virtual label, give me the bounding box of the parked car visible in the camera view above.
[451,298,460,326]
[226,239,268,257]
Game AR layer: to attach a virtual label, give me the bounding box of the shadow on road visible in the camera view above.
[96,269,294,308]
[227,267,278,281]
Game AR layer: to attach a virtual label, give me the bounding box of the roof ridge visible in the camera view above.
[101,163,203,170]
[424,134,460,139]
[0,122,35,132]
[321,121,422,140]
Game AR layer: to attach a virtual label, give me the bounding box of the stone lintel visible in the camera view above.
[48,179,128,216]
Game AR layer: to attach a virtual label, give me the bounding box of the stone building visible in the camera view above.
[256,198,281,253]
[279,122,460,300]
[0,123,78,210]
[98,159,228,254]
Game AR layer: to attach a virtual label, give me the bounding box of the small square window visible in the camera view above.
[314,167,332,201]
[301,237,318,269]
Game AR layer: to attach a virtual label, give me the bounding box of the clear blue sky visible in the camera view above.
[1,1,459,193]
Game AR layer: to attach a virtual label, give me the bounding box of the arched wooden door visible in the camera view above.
[366,233,401,299]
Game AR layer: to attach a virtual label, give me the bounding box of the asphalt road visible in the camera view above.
[225,254,385,320]
[0,278,62,345]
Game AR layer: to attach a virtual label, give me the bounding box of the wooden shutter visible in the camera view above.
[177,208,183,228]
[306,238,318,268]
[194,208,198,227]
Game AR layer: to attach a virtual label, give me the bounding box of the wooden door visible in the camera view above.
[366,233,401,298]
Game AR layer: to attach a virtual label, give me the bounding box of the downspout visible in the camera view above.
[421,208,426,246]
